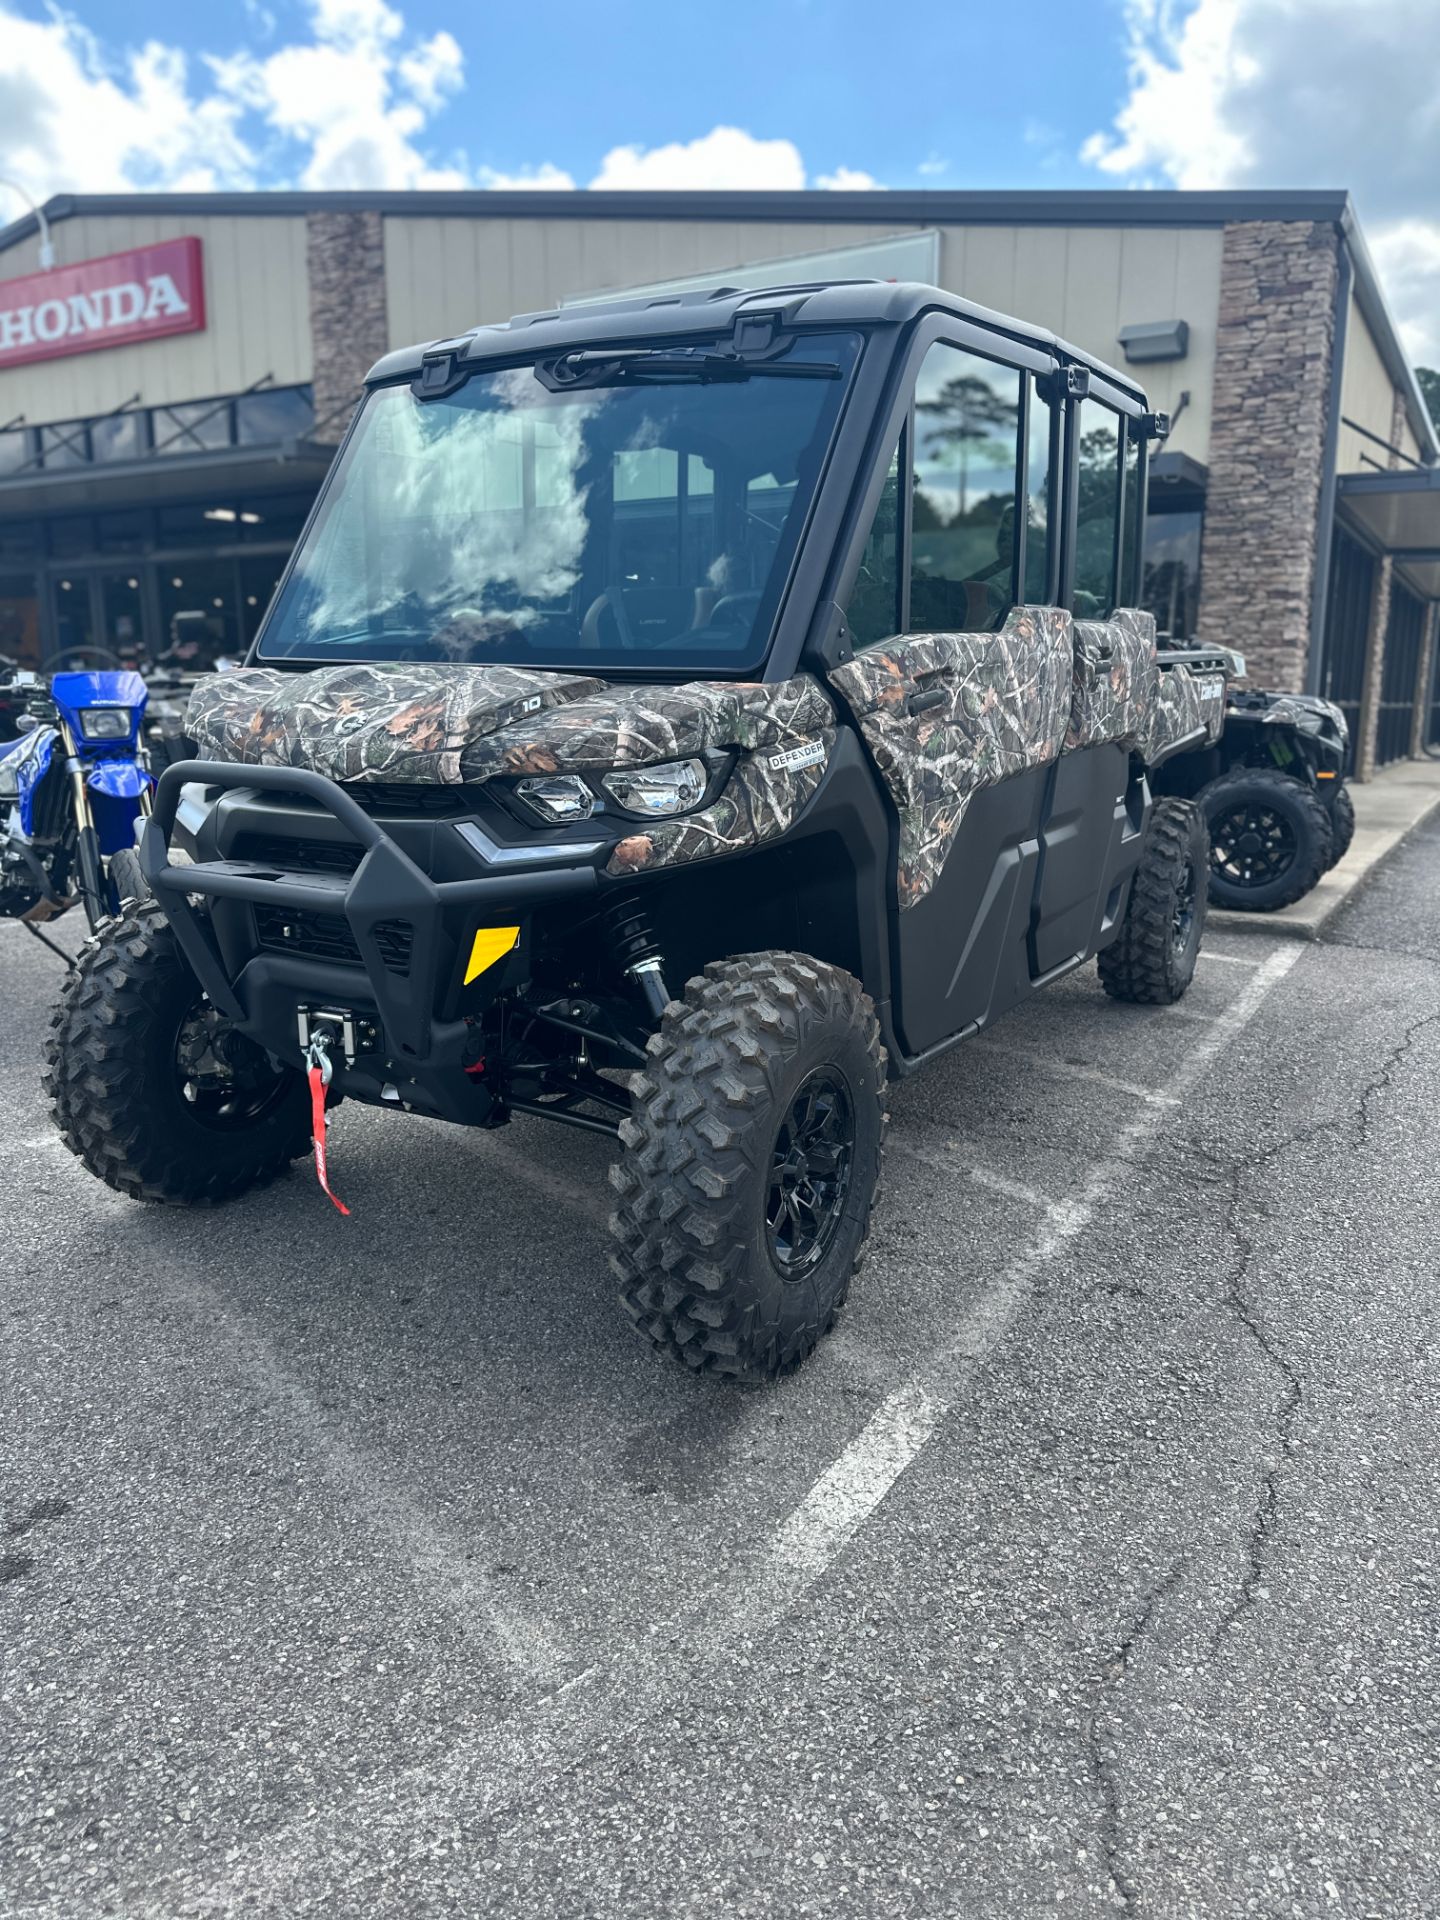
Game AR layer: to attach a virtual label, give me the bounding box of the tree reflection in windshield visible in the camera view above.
[260,333,859,674]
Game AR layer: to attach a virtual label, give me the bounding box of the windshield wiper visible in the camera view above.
[543,348,840,390]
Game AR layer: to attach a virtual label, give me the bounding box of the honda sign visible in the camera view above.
[0,237,205,369]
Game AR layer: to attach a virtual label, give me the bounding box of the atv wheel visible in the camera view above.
[44,900,311,1204]
[1098,798,1208,1006]
[1325,783,1356,869]
[610,952,887,1381]
[107,846,148,912]
[1203,766,1332,910]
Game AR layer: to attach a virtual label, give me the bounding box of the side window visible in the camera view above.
[1121,420,1143,606]
[844,441,901,649]
[911,342,1022,632]
[1072,400,1122,617]
[1023,374,1054,604]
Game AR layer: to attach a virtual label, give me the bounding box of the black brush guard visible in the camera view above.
[141,761,597,1071]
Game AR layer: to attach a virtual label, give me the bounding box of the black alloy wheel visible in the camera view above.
[1210,799,1297,891]
[766,1069,855,1278]
[1200,767,1333,912]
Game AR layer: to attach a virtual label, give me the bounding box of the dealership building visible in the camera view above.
[0,185,1436,777]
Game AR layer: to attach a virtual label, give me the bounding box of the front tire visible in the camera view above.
[107,845,148,912]
[610,952,887,1381]
[44,900,311,1204]
[1203,765,1333,910]
[1325,783,1356,869]
[1099,797,1208,1005]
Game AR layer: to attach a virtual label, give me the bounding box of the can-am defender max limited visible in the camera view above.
[47,281,1230,1379]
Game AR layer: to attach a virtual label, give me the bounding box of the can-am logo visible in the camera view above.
[0,237,205,369]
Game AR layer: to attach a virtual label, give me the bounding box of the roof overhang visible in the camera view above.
[0,438,334,519]
[1337,467,1440,598]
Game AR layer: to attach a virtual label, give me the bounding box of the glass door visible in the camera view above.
[95,570,148,671]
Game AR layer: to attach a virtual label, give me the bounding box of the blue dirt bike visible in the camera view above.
[0,667,153,943]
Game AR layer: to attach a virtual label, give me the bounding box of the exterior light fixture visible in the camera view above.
[203,507,238,522]
[1117,319,1190,364]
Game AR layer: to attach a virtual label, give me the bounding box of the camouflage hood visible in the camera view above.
[186,662,607,787]
[186,661,835,787]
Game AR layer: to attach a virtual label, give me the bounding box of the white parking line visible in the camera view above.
[757,945,1303,1607]
[888,1136,1067,1218]
[966,1042,1182,1109]
[1198,949,1265,968]
[181,950,1304,1913]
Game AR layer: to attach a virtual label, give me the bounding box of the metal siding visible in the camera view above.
[0,211,311,424]
[1338,294,1400,473]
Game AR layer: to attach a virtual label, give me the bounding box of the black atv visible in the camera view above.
[1154,677,1353,911]
[46,280,1229,1380]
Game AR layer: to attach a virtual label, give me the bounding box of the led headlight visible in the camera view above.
[514,773,597,824]
[600,759,708,818]
[79,706,132,740]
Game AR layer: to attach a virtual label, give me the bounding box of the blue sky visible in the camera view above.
[2,0,1437,359]
[10,0,1118,194]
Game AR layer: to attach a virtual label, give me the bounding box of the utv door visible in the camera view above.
[828,337,1070,1057]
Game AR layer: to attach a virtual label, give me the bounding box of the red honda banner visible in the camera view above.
[0,237,206,369]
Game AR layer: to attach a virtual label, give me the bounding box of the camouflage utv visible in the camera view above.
[47,281,1229,1380]
[1152,679,1353,910]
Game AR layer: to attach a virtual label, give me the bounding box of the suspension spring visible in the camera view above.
[602,894,672,1022]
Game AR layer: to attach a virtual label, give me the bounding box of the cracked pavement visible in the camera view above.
[4,814,1440,1918]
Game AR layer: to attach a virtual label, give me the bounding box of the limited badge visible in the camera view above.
[767,741,826,773]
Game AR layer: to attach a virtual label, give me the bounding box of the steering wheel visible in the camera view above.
[708,591,764,632]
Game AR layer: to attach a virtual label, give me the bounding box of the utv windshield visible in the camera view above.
[257,332,861,675]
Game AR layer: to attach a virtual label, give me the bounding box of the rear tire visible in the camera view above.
[1325,783,1356,869]
[610,952,887,1381]
[1203,765,1332,910]
[1098,797,1208,1005]
[44,900,311,1204]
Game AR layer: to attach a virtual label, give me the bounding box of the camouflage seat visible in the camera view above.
[1065,610,1161,752]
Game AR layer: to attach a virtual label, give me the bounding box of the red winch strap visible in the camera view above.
[307,1062,351,1216]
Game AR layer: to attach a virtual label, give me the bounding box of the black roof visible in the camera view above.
[364,278,1149,403]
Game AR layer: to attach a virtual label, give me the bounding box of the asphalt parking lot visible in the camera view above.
[5,816,1440,1919]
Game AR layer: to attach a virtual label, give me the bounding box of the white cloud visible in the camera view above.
[917,152,948,178]
[1083,0,1440,366]
[476,163,577,191]
[0,5,254,216]
[590,126,806,191]
[814,166,881,191]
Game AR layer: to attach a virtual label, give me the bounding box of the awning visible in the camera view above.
[1336,467,1440,599]
[0,436,335,518]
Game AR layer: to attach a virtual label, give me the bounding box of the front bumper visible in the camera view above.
[141,760,600,1118]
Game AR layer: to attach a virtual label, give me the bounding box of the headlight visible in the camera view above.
[514,773,596,824]
[79,707,132,739]
[600,759,708,818]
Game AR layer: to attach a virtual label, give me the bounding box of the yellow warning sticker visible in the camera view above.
[464,925,520,984]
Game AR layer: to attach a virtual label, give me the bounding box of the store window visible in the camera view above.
[1072,400,1122,617]
[0,574,40,668]
[240,554,287,646]
[910,341,1022,632]
[1142,503,1204,642]
[0,430,31,478]
[152,401,230,456]
[158,560,242,671]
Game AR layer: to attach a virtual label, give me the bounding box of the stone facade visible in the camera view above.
[1195,222,1340,690]
[1353,556,1394,781]
[1411,602,1438,759]
[306,211,389,444]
